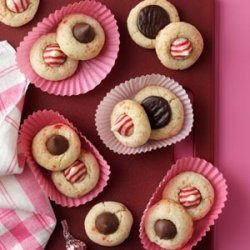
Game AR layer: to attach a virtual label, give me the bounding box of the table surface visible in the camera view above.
[0,0,249,249]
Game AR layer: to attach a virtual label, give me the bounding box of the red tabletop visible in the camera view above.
[0,0,215,249]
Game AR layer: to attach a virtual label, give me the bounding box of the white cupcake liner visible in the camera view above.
[95,74,194,154]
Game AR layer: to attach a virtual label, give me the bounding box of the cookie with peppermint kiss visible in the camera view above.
[0,0,40,27]
[155,22,204,70]
[111,100,151,148]
[52,149,100,198]
[30,33,79,81]
[162,171,214,220]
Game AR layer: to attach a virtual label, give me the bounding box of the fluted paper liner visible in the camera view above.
[16,0,120,96]
[20,110,110,207]
[139,157,228,250]
[95,74,194,154]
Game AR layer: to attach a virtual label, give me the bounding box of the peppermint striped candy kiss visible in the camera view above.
[179,187,201,208]
[64,161,87,183]
[111,114,134,137]
[6,0,30,13]
[170,38,193,60]
[43,44,66,67]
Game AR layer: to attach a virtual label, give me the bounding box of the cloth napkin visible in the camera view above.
[0,41,56,249]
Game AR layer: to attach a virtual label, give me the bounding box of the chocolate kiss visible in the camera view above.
[73,23,95,43]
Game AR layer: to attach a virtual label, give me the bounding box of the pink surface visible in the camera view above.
[215,0,250,249]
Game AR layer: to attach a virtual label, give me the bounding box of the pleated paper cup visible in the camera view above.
[16,0,120,96]
[139,157,228,250]
[19,110,110,207]
[95,74,194,154]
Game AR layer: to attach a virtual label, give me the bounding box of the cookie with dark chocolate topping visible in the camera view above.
[134,85,184,140]
[127,0,179,49]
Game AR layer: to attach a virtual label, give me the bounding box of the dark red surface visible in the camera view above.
[0,0,214,249]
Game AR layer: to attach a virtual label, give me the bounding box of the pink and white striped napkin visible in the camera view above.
[0,41,56,249]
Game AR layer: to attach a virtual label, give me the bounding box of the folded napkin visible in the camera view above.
[0,41,56,249]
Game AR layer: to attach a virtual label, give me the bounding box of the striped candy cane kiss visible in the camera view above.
[43,44,66,67]
[64,161,87,183]
[179,187,201,208]
[170,38,193,60]
[6,0,30,13]
[112,114,134,137]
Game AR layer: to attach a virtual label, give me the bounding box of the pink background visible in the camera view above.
[215,0,250,249]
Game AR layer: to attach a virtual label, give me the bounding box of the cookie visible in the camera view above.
[111,99,151,147]
[162,171,215,220]
[57,14,105,60]
[84,201,133,247]
[134,86,184,140]
[30,33,79,81]
[51,149,100,198]
[144,199,193,250]
[127,0,179,49]
[32,123,81,171]
[155,22,204,70]
[0,0,39,27]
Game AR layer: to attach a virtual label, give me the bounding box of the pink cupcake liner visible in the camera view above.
[16,0,120,96]
[95,74,194,154]
[19,110,110,207]
[139,157,228,250]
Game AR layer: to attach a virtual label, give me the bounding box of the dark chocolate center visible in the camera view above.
[46,135,69,155]
[137,5,170,39]
[141,96,172,129]
[154,219,177,240]
[95,212,119,235]
[73,23,95,43]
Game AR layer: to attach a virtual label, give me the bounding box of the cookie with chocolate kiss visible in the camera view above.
[57,13,105,60]
[32,123,81,171]
[84,201,133,247]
